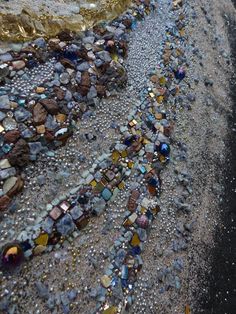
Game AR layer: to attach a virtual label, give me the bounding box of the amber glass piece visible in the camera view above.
[56,113,67,123]
[35,233,49,246]
[157,95,164,103]
[121,150,128,158]
[185,305,191,314]
[148,185,157,196]
[159,77,166,86]
[118,181,125,190]
[36,87,45,94]
[130,233,140,246]
[152,205,161,215]
[36,125,46,134]
[75,215,89,230]
[103,306,117,314]
[128,161,134,169]
[112,150,120,163]
[90,180,97,187]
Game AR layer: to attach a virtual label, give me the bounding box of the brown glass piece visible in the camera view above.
[75,215,89,230]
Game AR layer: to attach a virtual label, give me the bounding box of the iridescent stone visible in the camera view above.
[136,215,149,229]
[159,142,170,156]
[174,67,186,80]
[1,243,24,267]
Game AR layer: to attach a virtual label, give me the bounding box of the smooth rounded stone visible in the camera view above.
[96,50,112,62]
[14,107,31,122]
[29,142,43,155]
[187,93,196,102]
[35,281,50,300]
[54,62,64,73]
[82,36,95,44]
[3,176,17,194]
[0,53,13,62]
[12,60,26,70]
[114,248,126,268]
[157,132,169,143]
[60,72,70,85]
[0,64,9,81]
[52,198,60,206]
[2,117,17,131]
[64,89,72,101]
[33,37,47,48]
[114,28,125,38]
[137,228,147,242]
[45,115,58,130]
[67,290,77,301]
[21,128,34,139]
[75,71,82,83]
[46,296,55,310]
[0,111,6,121]
[87,86,97,99]
[9,43,23,52]
[77,62,90,72]
[0,159,11,169]
[0,95,10,109]
[37,175,46,186]
[172,258,184,272]
[0,167,16,180]
[56,214,76,236]
[94,59,103,68]
[42,217,54,234]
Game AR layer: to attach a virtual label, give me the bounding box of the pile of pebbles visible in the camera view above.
[0,0,157,211]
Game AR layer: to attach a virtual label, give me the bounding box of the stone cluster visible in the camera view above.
[0,0,157,211]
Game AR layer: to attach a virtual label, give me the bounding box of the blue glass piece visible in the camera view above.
[131,20,137,30]
[159,143,170,156]
[174,68,186,80]
[111,277,119,287]
[131,246,141,256]
[2,144,12,153]
[147,114,155,122]
[121,279,128,288]
[20,241,32,252]
[148,177,158,187]
[101,188,112,201]
[18,99,26,106]
[139,165,147,174]
[121,265,128,280]
[146,210,153,220]
[27,59,37,69]
[123,135,138,146]
[63,50,78,61]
